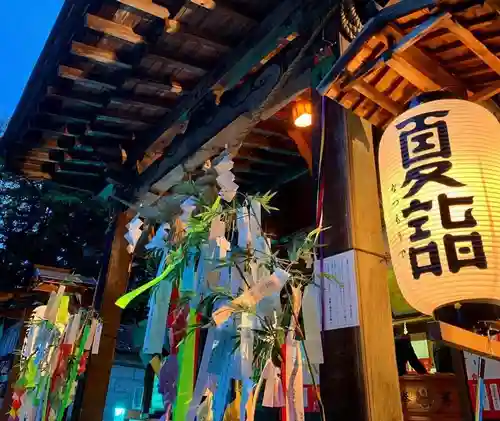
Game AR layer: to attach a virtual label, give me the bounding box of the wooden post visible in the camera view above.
[313,94,403,421]
[76,211,132,420]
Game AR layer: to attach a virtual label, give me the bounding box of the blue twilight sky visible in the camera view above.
[0,0,63,123]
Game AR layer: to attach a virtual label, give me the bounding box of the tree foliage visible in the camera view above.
[0,162,110,289]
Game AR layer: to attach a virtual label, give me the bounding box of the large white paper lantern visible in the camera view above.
[379,99,500,316]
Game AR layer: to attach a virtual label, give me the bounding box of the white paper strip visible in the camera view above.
[180,197,197,224]
[44,286,65,323]
[209,216,225,240]
[262,362,284,408]
[302,285,324,364]
[240,313,254,379]
[65,310,82,345]
[92,322,103,354]
[84,319,99,351]
[212,269,289,325]
[249,200,262,247]
[214,154,234,174]
[237,207,251,248]
[285,340,304,421]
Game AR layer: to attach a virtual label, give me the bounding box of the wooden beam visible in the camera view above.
[286,127,312,171]
[235,153,290,167]
[428,321,500,360]
[469,80,500,101]
[71,41,132,69]
[190,0,215,9]
[146,52,209,75]
[441,17,500,76]
[242,135,301,157]
[117,0,170,19]
[85,14,144,44]
[58,65,117,91]
[43,111,92,125]
[95,114,150,128]
[383,25,468,97]
[109,95,172,110]
[128,77,182,94]
[176,28,233,52]
[46,87,106,108]
[21,169,52,180]
[131,0,317,174]
[351,79,404,115]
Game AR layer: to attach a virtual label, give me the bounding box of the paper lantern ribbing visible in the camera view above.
[379,99,500,316]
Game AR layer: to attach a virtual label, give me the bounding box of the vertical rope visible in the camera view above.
[317,96,327,332]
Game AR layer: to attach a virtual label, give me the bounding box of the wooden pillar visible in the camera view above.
[313,94,403,421]
[76,211,132,421]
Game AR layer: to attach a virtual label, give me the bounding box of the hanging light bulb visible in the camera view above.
[292,99,312,128]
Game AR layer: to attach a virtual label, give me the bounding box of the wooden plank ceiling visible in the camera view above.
[318,0,500,128]
[4,0,286,194]
[234,99,312,194]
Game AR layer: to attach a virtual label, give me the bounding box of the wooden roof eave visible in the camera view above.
[1,0,103,155]
[126,0,314,170]
[129,0,338,200]
[316,0,500,128]
[317,0,444,95]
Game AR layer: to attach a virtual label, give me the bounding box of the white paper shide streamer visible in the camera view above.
[214,154,238,202]
[124,215,144,254]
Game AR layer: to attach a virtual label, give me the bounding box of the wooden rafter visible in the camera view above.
[177,28,233,52]
[58,66,117,91]
[286,127,312,171]
[132,0,314,183]
[47,87,106,108]
[59,65,183,96]
[85,14,143,44]
[243,135,301,157]
[469,80,500,101]
[117,0,170,19]
[43,111,92,125]
[235,154,290,167]
[146,52,209,75]
[441,17,500,76]
[129,77,182,94]
[382,25,468,96]
[351,79,404,115]
[109,95,173,110]
[190,0,216,9]
[71,41,132,69]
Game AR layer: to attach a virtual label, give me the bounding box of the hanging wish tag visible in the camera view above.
[92,323,103,354]
[302,285,324,364]
[65,310,82,345]
[209,215,226,240]
[84,319,98,351]
[285,341,305,421]
[212,269,289,325]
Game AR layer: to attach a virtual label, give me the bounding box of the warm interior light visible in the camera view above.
[292,100,312,127]
[294,113,312,127]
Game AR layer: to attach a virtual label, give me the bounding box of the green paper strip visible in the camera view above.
[173,309,197,421]
[115,250,183,309]
[57,325,90,421]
